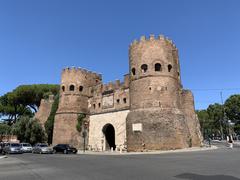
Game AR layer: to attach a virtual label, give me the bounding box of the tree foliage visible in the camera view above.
[76,113,86,133]
[45,94,59,144]
[196,110,209,134]
[11,116,46,144]
[0,123,11,135]
[197,94,240,138]
[197,107,223,138]
[224,95,240,122]
[0,92,33,123]
[0,84,59,123]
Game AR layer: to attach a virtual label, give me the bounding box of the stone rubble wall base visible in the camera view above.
[126,109,201,152]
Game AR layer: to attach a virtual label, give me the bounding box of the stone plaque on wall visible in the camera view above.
[102,95,114,109]
[132,123,142,132]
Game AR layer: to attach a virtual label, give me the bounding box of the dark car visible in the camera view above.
[0,142,5,154]
[53,144,77,154]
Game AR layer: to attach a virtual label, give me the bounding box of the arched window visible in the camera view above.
[141,64,148,73]
[131,68,136,75]
[98,103,101,108]
[93,104,96,109]
[123,98,127,104]
[62,86,65,92]
[155,63,162,71]
[79,86,83,92]
[69,85,75,91]
[116,99,120,104]
[168,64,172,72]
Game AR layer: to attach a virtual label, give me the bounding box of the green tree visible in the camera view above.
[45,95,59,144]
[0,93,33,123]
[12,84,59,112]
[224,95,240,135]
[224,95,240,123]
[196,110,210,138]
[197,104,225,138]
[196,94,240,137]
[11,116,46,144]
[76,113,86,133]
[207,103,225,135]
[0,123,11,141]
[0,84,59,123]
[0,123,11,135]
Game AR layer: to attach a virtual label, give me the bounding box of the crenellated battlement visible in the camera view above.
[103,74,129,91]
[130,34,177,50]
[62,66,102,79]
[102,80,121,92]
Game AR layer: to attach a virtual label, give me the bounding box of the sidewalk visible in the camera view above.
[77,146,218,156]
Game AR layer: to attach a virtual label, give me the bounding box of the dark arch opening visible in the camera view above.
[168,64,172,72]
[155,63,162,71]
[102,124,116,151]
[69,85,75,91]
[141,64,148,73]
[79,86,83,92]
[62,86,65,92]
[131,68,136,75]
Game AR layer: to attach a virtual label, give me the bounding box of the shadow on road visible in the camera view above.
[175,173,240,180]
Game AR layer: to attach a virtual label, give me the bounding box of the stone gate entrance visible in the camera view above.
[102,123,116,151]
[88,110,128,151]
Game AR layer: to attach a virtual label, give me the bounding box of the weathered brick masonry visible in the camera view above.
[40,34,203,151]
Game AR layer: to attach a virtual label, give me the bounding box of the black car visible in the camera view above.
[0,142,4,154]
[53,144,77,154]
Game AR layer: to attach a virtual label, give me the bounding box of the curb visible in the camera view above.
[0,155,7,159]
[77,146,218,156]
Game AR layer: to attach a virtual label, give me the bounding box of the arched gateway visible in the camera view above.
[102,124,116,151]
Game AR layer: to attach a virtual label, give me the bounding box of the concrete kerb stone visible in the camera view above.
[77,146,218,156]
[0,155,8,159]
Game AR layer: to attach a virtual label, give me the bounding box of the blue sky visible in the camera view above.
[0,0,240,110]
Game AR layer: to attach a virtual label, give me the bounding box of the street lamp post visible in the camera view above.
[220,92,225,139]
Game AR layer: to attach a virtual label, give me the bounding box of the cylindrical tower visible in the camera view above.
[53,67,102,148]
[129,34,182,110]
[57,67,102,114]
[126,35,191,151]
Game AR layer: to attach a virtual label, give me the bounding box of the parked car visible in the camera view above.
[2,143,23,154]
[20,143,33,153]
[32,143,53,154]
[53,144,77,154]
[0,142,4,154]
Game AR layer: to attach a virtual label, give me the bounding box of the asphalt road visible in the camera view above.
[0,146,240,180]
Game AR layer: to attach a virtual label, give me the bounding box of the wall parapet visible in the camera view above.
[130,34,177,50]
